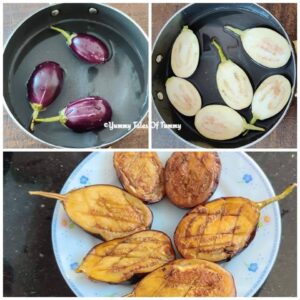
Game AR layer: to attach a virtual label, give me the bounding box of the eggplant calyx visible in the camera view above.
[50,25,77,46]
[243,120,265,132]
[29,103,43,132]
[211,38,227,63]
[224,25,244,37]
[35,109,67,125]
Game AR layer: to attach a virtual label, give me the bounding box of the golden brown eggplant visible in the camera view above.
[165,152,221,208]
[128,259,236,297]
[114,152,164,203]
[77,230,175,283]
[29,185,153,241]
[175,184,296,262]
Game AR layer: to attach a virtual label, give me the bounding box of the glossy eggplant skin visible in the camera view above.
[27,61,64,130]
[63,97,112,132]
[51,26,110,64]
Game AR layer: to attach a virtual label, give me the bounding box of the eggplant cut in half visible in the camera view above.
[128,259,236,297]
[171,26,200,78]
[29,185,153,241]
[114,152,165,203]
[174,184,296,262]
[225,25,292,68]
[165,77,202,116]
[77,230,175,283]
[165,152,221,208]
[211,39,253,110]
[194,105,265,140]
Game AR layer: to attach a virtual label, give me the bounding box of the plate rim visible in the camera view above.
[51,152,281,297]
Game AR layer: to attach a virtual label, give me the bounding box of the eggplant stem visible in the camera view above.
[29,191,67,202]
[30,109,40,132]
[50,25,75,45]
[250,116,257,125]
[211,39,227,63]
[244,123,265,132]
[257,183,297,209]
[225,25,243,36]
[35,116,61,123]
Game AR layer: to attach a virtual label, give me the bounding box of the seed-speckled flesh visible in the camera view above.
[171,26,200,78]
[114,152,165,203]
[174,197,260,262]
[165,77,202,116]
[77,230,175,283]
[165,152,221,208]
[252,74,291,121]
[129,259,236,297]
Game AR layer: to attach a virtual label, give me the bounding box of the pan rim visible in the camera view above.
[152,3,296,149]
[3,2,149,149]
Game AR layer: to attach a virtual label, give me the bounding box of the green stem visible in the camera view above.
[244,122,265,132]
[211,38,227,63]
[29,103,43,132]
[257,183,297,209]
[35,115,61,123]
[50,25,75,45]
[224,25,244,36]
[243,116,258,136]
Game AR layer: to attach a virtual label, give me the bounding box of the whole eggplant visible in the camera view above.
[27,61,64,131]
[35,96,112,132]
[51,25,110,64]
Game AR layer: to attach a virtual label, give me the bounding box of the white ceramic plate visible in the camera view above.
[52,152,281,297]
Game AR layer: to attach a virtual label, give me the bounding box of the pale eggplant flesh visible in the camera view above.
[251,74,292,124]
[171,26,200,78]
[225,26,292,68]
[29,185,153,241]
[211,39,253,110]
[77,230,175,283]
[165,77,202,116]
[174,184,296,262]
[194,105,265,141]
[128,259,236,297]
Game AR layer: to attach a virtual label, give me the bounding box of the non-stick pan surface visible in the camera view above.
[152,3,296,148]
[4,3,148,148]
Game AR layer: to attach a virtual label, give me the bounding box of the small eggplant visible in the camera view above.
[225,25,292,68]
[251,74,292,125]
[35,96,112,132]
[174,184,296,262]
[51,25,110,64]
[212,39,253,110]
[165,77,202,116]
[171,26,200,78]
[27,61,64,131]
[194,105,265,140]
[29,185,153,241]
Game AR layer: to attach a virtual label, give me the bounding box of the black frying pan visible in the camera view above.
[152,3,296,148]
[4,3,148,148]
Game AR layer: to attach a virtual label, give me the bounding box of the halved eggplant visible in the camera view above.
[29,185,153,241]
[251,74,292,124]
[165,152,221,208]
[174,184,296,262]
[114,152,165,203]
[211,39,253,110]
[165,77,202,116]
[225,25,292,68]
[194,105,265,140]
[128,259,236,297]
[77,230,175,283]
[171,26,200,78]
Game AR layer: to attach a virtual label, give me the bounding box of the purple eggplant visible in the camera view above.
[35,96,112,132]
[50,25,110,64]
[27,61,64,131]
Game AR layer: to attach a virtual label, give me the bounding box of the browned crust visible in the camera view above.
[165,152,221,208]
[113,152,165,203]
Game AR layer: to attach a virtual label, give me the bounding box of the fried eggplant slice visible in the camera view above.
[175,184,296,262]
[165,152,221,208]
[114,152,165,203]
[128,259,236,297]
[77,230,175,283]
[29,185,153,241]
